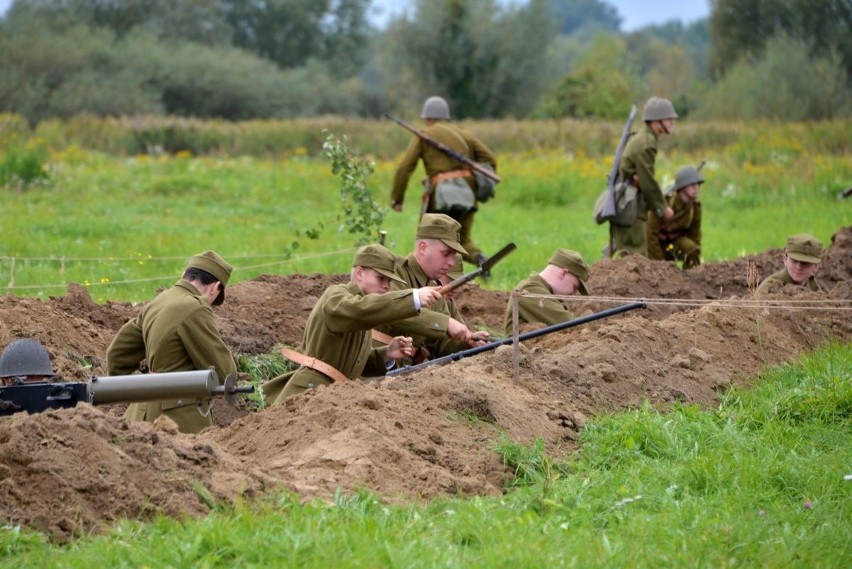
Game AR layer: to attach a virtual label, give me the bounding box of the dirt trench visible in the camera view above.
[1,226,850,540]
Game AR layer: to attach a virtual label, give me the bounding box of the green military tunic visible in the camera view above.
[266,282,419,402]
[107,280,237,434]
[756,268,822,295]
[391,122,497,261]
[503,274,575,335]
[376,254,455,351]
[646,192,702,268]
[614,124,669,256]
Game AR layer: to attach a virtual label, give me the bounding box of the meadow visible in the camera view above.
[0,116,850,566]
[0,116,849,303]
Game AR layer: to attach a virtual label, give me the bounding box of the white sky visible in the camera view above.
[369,0,710,31]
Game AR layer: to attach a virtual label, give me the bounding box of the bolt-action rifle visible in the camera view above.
[439,242,516,293]
[0,369,254,416]
[387,301,646,377]
[384,114,502,185]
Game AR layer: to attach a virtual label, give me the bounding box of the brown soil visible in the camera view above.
[1,226,850,541]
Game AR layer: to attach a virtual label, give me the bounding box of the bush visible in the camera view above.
[697,34,852,120]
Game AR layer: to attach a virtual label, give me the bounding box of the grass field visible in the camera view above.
[1,118,850,565]
[0,118,849,303]
[2,343,849,567]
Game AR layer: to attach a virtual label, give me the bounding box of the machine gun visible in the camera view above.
[0,369,254,416]
[387,301,646,377]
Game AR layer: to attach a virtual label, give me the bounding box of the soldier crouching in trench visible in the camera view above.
[106,250,237,434]
[263,244,442,403]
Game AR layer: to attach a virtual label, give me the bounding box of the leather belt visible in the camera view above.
[430,170,472,187]
[280,347,349,383]
[371,329,395,344]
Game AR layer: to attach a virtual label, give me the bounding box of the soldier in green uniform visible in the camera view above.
[613,97,676,256]
[756,234,823,294]
[264,244,442,403]
[390,96,497,265]
[107,250,237,434]
[503,249,590,335]
[647,164,704,269]
[378,214,491,358]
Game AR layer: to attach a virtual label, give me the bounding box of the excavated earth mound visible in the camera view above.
[1,226,850,540]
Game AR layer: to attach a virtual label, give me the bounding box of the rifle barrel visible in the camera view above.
[387,301,646,377]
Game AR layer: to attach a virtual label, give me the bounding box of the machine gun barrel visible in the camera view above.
[387,301,646,377]
[0,369,254,416]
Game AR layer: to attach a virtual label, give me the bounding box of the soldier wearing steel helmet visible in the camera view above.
[647,163,705,269]
[613,97,677,257]
[756,234,824,294]
[106,250,237,433]
[0,338,56,386]
[390,96,497,266]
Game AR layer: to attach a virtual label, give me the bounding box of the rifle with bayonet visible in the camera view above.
[0,369,254,416]
[387,301,646,377]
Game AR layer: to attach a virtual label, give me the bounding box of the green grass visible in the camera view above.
[0,137,849,303]
[3,343,849,567]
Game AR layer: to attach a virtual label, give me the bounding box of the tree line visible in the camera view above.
[0,0,849,124]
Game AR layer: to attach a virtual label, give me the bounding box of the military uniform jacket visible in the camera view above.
[503,274,575,334]
[391,122,497,206]
[618,123,668,221]
[646,194,702,260]
[107,280,237,432]
[378,254,454,348]
[756,268,822,295]
[288,281,419,388]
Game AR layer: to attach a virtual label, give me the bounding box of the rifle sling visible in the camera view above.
[280,347,349,384]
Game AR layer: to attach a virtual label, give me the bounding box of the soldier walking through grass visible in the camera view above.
[390,96,497,266]
[613,97,676,256]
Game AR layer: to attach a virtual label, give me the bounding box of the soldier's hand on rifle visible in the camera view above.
[417,286,443,308]
[388,336,415,361]
[468,330,491,348]
[662,206,674,221]
[391,200,403,212]
[447,318,472,344]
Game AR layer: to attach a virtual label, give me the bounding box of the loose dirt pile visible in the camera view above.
[1,227,850,540]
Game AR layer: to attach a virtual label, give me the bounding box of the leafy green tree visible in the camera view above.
[546,0,621,35]
[697,33,851,119]
[383,0,557,118]
[534,33,641,119]
[709,0,852,82]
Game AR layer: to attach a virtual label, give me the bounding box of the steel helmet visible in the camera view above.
[643,97,678,121]
[670,165,704,192]
[0,338,55,378]
[421,96,451,120]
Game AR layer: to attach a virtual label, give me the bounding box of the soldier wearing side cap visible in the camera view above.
[107,250,237,433]
[503,249,590,335]
[263,244,442,403]
[647,164,705,269]
[756,234,824,294]
[377,214,491,358]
